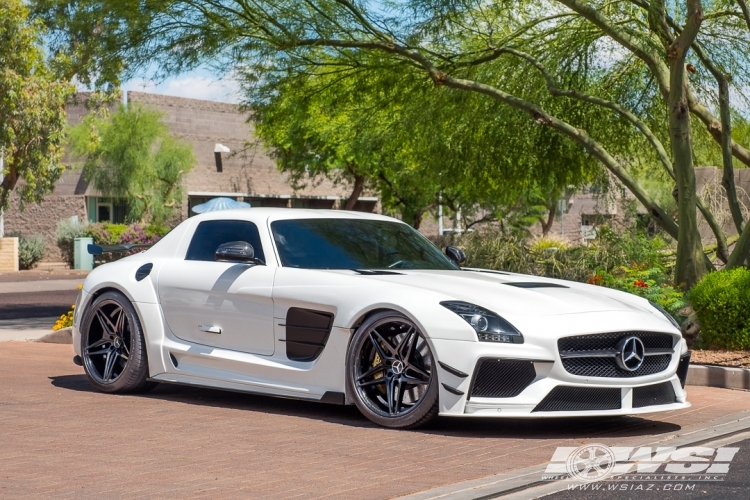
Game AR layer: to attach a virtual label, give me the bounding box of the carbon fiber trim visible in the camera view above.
[633,382,677,408]
[469,359,536,398]
[558,332,674,378]
[561,355,671,378]
[533,386,622,412]
[558,332,674,352]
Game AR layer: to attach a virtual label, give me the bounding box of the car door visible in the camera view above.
[158,219,275,355]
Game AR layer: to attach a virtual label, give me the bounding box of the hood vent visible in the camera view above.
[352,269,404,275]
[504,282,568,289]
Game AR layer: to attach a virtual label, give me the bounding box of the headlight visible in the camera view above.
[441,301,524,344]
[649,301,680,329]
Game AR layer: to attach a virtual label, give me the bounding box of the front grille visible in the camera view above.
[562,355,671,378]
[558,332,673,352]
[633,382,676,408]
[558,332,674,378]
[469,359,536,398]
[533,386,621,412]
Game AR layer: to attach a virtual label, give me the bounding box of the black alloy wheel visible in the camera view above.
[347,311,438,428]
[81,291,155,393]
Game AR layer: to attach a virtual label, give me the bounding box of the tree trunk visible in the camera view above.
[541,204,556,236]
[668,0,706,290]
[343,175,364,210]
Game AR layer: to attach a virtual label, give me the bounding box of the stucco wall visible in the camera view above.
[4,196,87,262]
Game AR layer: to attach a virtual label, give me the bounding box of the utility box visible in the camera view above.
[0,237,19,272]
[74,237,94,270]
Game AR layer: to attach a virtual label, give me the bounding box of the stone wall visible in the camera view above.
[4,196,88,262]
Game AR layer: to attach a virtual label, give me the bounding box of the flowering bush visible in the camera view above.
[589,266,687,321]
[53,284,81,331]
[86,223,168,262]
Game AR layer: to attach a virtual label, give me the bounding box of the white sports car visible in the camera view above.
[72,209,691,428]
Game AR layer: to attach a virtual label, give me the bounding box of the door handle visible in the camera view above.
[199,325,222,334]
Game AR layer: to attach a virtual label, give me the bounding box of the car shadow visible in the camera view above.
[50,374,682,439]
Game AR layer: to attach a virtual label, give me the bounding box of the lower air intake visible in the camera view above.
[469,359,536,398]
[633,382,676,408]
[533,386,621,412]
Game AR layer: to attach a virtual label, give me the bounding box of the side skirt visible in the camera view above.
[148,372,351,405]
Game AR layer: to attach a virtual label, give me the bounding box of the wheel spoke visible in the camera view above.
[357,377,387,388]
[368,331,391,361]
[114,307,125,336]
[401,374,429,386]
[370,329,397,356]
[102,349,118,381]
[357,363,387,382]
[87,347,112,356]
[86,338,109,351]
[395,326,415,354]
[96,309,117,337]
[405,363,430,381]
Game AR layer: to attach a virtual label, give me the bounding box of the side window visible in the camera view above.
[185,220,266,262]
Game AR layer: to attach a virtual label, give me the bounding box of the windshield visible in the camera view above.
[271,219,459,270]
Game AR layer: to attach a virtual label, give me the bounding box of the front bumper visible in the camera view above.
[432,330,690,417]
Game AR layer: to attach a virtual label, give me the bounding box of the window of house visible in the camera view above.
[185,220,266,262]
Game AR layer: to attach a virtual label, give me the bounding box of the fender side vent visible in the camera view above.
[283,308,334,362]
[135,263,153,281]
[633,382,676,408]
[169,353,179,368]
[468,359,536,399]
[533,386,621,412]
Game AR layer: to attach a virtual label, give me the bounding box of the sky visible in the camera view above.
[121,68,242,104]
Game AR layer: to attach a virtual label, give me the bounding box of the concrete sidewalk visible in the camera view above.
[0,279,82,294]
[0,317,60,342]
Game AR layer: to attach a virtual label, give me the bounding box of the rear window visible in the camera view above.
[186,220,265,262]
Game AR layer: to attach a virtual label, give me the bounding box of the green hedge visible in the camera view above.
[689,268,750,350]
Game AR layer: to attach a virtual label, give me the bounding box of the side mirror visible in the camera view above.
[445,245,466,265]
[215,241,260,264]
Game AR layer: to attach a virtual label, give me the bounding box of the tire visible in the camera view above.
[346,311,439,429]
[80,290,156,394]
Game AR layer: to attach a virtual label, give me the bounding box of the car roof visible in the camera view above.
[191,208,401,224]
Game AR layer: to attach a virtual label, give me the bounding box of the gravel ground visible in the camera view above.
[691,349,750,369]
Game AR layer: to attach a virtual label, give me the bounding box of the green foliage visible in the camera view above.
[594,267,686,320]
[68,104,195,224]
[8,233,46,269]
[54,218,88,267]
[0,0,73,210]
[459,224,685,318]
[689,269,750,350]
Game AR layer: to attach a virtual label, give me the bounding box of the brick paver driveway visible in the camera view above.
[2,342,750,499]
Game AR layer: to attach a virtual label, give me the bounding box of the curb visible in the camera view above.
[34,328,72,345]
[687,364,750,391]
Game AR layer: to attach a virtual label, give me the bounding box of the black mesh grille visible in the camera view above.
[469,359,536,398]
[558,332,674,378]
[561,355,671,378]
[558,332,674,352]
[533,386,622,412]
[633,382,676,408]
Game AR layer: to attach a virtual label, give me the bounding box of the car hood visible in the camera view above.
[343,268,651,318]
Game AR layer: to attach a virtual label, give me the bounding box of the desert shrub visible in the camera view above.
[689,268,750,349]
[16,234,46,269]
[459,225,671,284]
[457,225,685,321]
[55,219,88,267]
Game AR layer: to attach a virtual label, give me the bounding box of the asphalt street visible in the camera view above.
[0,289,79,320]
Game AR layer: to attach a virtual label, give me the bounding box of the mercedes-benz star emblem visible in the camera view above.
[391,360,404,375]
[615,336,645,371]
